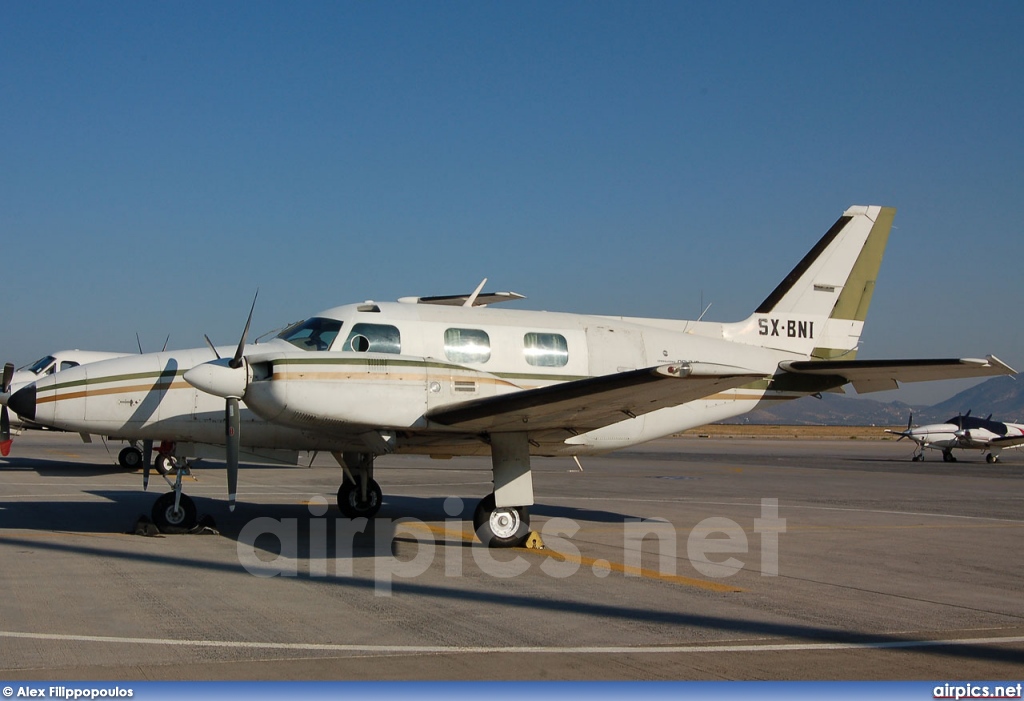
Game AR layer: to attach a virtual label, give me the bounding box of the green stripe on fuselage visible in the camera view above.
[44,369,181,393]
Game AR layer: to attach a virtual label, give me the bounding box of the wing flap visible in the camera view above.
[779,355,1016,394]
[427,363,766,433]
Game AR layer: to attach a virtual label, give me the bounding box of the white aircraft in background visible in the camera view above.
[887,411,1024,463]
[7,206,1016,544]
[0,350,130,456]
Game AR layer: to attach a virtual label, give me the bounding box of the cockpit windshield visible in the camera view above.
[277,317,344,351]
[20,356,57,375]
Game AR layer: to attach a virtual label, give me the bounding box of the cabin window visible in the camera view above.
[444,328,491,364]
[523,332,568,367]
[277,317,344,351]
[344,323,401,354]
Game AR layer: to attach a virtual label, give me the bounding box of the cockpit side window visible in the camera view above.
[22,356,56,375]
[277,317,344,351]
[59,361,80,372]
[344,323,401,354]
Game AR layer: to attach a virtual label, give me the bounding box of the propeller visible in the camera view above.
[1,362,13,456]
[895,411,913,441]
[183,291,258,512]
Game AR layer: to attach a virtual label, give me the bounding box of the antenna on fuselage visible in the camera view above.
[697,290,713,322]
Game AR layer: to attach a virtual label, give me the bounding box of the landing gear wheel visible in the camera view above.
[151,492,197,531]
[986,453,998,464]
[912,454,923,462]
[118,446,143,470]
[337,479,383,518]
[942,452,957,463]
[154,453,177,475]
[473,493,530,548]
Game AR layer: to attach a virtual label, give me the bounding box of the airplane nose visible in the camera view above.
[8,384,36,422]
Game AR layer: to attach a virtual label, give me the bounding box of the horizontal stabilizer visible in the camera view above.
[779,355,1017,394]
[427,363,766,433]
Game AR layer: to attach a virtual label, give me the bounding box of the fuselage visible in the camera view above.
[13,301,821,457]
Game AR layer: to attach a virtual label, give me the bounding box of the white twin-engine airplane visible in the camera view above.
[6,205,1016,545]
[887,411,1024,463]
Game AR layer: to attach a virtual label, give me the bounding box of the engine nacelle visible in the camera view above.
[241,352,516,431]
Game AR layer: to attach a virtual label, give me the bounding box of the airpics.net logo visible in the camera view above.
[234,497,786,596]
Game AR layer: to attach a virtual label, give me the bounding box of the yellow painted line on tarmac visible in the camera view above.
[405,523,743,593]
[788,523,1024,532]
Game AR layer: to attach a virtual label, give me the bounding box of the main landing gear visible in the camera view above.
[942,450,958,463]
[333,452,383,518]
[118,441,179,474]
[118,444,143,470]
[332,432,536,548]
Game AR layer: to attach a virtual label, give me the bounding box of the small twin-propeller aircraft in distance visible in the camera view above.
[0,350,130,456]
[887,411,1024,463]
[6,205,1017,545]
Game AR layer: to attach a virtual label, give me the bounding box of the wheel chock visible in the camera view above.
[523,531,545,550]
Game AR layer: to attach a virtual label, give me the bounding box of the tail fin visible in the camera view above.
[724,205,896,358]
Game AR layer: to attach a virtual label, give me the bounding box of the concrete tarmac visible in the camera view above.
[1,431,1022,680]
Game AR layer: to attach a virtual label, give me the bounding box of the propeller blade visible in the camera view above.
[226,397,240,511]
[204,335,221,360]
[2,363,16,455]
[142,439,153,492]
[1,407,10,457]
[3,362,15,393]
[231,291,259,370]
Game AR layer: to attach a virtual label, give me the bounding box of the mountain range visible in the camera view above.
[723,374,1024,426]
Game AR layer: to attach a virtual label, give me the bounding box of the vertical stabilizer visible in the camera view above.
[723,205,895,357]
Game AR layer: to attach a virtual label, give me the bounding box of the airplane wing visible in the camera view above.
[990,435,1024,449]
[426,363,766,433]
[396,291,526,307]
[779,355,1016,394]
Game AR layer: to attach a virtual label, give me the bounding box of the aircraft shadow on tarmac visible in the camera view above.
[0,489,642,548]
[0,529,1018,666]
[0,455,133,478]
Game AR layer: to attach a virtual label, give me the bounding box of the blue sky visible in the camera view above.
[2,2,1021,405]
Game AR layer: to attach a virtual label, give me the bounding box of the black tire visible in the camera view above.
[154,453,176,475]
[473,493,530,548]
[986,453,997,464]
[337,479,383,518]
[151,492,198,531]
[118,446,143,470]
